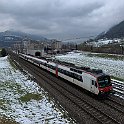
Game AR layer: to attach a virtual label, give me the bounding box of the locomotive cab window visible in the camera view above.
[98,76,111,88]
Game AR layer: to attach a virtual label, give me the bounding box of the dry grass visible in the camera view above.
[0,116,18,124]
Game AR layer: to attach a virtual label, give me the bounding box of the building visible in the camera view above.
[13,42,22,53]
[51,39,62,53]
[23,40,44,57]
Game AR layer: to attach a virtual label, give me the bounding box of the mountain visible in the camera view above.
[0,30,48,47]
[96,21,124,39]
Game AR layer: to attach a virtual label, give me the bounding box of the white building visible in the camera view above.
[23,40,44,57]
[51,40,62,51]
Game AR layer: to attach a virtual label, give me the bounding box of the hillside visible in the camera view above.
[96,21,124,39]
[0,30,48,47]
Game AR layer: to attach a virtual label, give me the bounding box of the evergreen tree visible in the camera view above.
[1,48,7,57]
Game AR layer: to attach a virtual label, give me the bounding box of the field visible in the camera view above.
[0,56,75,124]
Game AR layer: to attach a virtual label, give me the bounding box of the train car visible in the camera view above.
[19,53,113,96]
[46,62,56,75]
[57,65,112,96]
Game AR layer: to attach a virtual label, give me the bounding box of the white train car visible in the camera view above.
[19,53,113,96]
[46,62,56,74]
[57,65,99,94]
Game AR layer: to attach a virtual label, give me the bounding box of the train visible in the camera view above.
[19,53,113,96]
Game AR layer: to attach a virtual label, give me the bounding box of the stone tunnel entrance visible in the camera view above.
[35,51,41,56]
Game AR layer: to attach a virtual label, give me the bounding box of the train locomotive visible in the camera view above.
[19,53,113,96]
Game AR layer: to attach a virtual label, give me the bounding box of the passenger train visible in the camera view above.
[19,53,113,96]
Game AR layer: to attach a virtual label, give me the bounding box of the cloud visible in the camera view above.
[0,0,124,39]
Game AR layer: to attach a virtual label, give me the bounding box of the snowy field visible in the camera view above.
[55,52,124,80]
[0,56,75,124]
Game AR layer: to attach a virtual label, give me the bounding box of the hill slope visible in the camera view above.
[96,21,124,39]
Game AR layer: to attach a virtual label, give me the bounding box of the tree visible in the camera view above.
[1,48,7,57]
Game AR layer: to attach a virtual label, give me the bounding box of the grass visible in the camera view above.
[0,99,6,109]
[20,93,42,102]
[0,115,18,124]
[111,76,124,82]
[8,56,18,70]
[0,81,24,94]
[87,53,124,60]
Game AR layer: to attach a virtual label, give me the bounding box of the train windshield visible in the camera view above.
[98,76,111,88]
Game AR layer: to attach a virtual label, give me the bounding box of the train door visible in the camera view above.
[55,64,58,77]
[90,80,95,93]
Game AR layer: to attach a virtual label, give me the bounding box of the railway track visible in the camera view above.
[19,58,121,124]
[111,79,124,98]
[9,53,124,124]
[101,79,124,113]
[102,97,124,113]
[112,79,124,91]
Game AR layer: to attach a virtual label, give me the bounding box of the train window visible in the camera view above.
[70,72,74,78]
[92,80,94,85]
[77,75,80,80]
[73,73,77,78]
[61,69,64,74]
[73,73,81,81]
[74,69,78,73]
[70,68,82,74]
[50,65,55,70]
[77,70,82,74]
[69,72,72,77]
[58,68,61,72]
[92,80,97,87]
[58,68,62,72]
[69,72,73,77]
[78,75,83,82]
[66,71,69,76]
[63,70,64,73]
[62,69,64,73]
[65,71,69,76]
[95,82,97,88]
[81,78,83,82]
[65,70,68,75]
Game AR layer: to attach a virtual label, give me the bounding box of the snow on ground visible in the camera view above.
[0,56,75,124]
[55,52,124,80]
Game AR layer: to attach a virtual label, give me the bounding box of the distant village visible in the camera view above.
[11,38,65,57]
[78,38,124,54]
[11,36,124,57]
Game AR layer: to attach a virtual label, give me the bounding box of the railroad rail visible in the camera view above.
[9,53,124,124]
[111,79,124,98]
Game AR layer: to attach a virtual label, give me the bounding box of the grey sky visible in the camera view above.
[0,0,124,39]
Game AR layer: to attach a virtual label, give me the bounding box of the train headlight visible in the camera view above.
[100,90,104,93]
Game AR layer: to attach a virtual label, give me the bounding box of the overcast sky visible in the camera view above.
[0,0,124,40]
